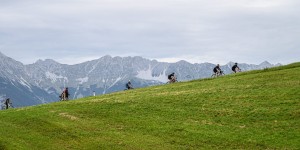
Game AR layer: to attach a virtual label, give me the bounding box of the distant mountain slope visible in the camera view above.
[0,51,279,107]
[0,62,298,149]
[0,52,57,107]
[25,56,279,99]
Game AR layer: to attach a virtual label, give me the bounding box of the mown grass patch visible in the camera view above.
[0,62,299,149]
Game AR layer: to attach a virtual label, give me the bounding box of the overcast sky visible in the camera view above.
[0,0,299,65]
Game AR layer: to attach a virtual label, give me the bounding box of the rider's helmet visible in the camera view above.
[235,62,238,65]
[217,64,220,67]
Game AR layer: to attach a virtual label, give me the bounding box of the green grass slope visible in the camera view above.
[0,63,299,150]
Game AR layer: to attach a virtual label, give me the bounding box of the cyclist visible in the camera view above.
[4,98,12,109]
[213,64,222,75]
[126,80,134,90]
[168,73,176,83]
[232,63,241,73]
[60,87,70,101]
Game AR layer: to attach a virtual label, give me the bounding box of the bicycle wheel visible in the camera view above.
[211,74,216,78]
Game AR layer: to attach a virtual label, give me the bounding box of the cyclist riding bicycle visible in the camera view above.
[212,64,224,77]
[232,63,241,73]
[4,98,13,109]
[213,64,222,74]
[126,80,134,90]
[168,72,176,83]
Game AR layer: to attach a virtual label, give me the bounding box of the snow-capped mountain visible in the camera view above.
[0,52,57,108]
[0,52,280,107]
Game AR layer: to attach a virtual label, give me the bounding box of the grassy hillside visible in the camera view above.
[0,63,299,150]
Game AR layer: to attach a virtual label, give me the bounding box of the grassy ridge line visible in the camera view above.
[0,63,299,150]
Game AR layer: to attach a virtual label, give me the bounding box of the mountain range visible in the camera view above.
[0,52,280,108]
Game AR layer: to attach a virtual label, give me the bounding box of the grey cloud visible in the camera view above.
[0,0,299,65]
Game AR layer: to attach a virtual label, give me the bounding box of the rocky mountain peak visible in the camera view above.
[34,59,61,66]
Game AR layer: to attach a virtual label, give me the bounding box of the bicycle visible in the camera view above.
[167,77,178,84]
[211,70,225,78]
[233,68,242,73]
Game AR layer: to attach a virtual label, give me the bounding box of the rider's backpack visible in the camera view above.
[168,74,172,80]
